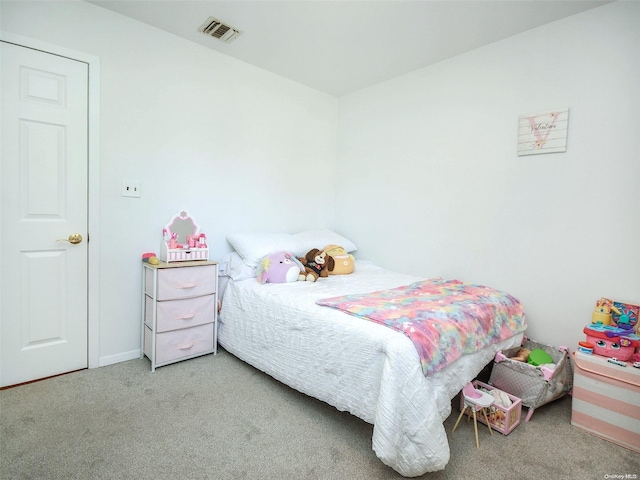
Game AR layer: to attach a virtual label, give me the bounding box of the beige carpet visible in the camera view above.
[1,349,638,479]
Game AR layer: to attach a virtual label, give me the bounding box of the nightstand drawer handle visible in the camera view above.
[177,342,195,350]
[176,314,196,320]
[175,283,198,289]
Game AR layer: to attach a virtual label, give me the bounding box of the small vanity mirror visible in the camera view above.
[160,210,209,263]
[165,210,200,245]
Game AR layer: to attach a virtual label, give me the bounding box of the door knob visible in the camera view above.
[57,233,83,244]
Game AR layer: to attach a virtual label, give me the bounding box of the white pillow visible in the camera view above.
[218,252,257,281]
[227,233,304,267]
[294,229,357,253]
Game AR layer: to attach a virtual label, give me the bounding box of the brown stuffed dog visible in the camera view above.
[298,248,334,282]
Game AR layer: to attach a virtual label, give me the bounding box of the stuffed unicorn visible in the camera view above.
[257,251,305,284]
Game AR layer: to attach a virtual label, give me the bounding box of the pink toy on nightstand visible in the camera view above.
[160,210,209,263]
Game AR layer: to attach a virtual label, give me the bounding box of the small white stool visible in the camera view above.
[452,382,494,448]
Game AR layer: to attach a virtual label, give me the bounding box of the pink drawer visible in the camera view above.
[156,265,216,300]
[145,323,214,365]
[145,294,215,332]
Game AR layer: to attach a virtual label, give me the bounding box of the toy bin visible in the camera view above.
[571,351,640,453]
[489,339,573,422]
[460,380,522,435]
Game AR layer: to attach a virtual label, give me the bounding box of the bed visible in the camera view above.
[217,231,526,477]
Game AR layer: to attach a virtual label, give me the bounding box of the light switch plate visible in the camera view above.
[122,180,141,198]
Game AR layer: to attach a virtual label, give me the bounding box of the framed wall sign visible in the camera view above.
[517,108,569,156]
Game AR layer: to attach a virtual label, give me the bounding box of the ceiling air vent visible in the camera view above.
[198,16,241,43]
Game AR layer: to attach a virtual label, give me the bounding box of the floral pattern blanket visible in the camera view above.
[316,279,526,376]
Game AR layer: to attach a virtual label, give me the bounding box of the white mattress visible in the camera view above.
[218,262,523,477]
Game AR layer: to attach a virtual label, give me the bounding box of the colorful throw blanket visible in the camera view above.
[316,279,526,376]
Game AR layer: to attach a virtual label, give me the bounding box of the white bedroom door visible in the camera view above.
[0,42,89,387]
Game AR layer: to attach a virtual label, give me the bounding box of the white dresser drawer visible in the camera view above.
[144,323,214,365]
[155,264,216,300]
[145,294,215,332]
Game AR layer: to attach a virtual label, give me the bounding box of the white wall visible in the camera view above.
[1,1,338,365]
[336,1,640,351]
[2,0,638,366]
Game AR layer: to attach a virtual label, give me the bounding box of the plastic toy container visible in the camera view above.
[460,380,522,435]
[571,351,640,453]
[489,338,573,422]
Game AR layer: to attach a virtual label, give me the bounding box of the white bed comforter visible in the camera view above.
[218,262,523,477]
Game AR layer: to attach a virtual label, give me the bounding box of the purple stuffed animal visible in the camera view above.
[257,251,305,284]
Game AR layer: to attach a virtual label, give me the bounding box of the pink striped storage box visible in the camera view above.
[571,351,640,453]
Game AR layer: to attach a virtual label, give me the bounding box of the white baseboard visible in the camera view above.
[98,349,141,367]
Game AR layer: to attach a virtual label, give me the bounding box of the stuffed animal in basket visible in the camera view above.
[298,248,333,282]
[257,251,304,284]
[488,389,511,429]
[489,409,506,428]
[323,244,355,275]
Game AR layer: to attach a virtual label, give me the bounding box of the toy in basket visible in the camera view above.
[489,339,573,422]
[459,381,523,435]
[160,210,209,263]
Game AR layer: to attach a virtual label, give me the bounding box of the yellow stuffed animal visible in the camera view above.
[324,244,355,275]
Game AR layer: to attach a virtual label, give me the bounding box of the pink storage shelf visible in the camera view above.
[459,380,522,435]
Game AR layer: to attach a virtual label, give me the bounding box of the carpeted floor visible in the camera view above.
[1,349,638,479]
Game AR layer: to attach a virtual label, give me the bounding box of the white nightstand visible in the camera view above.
[141,260,218,371]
